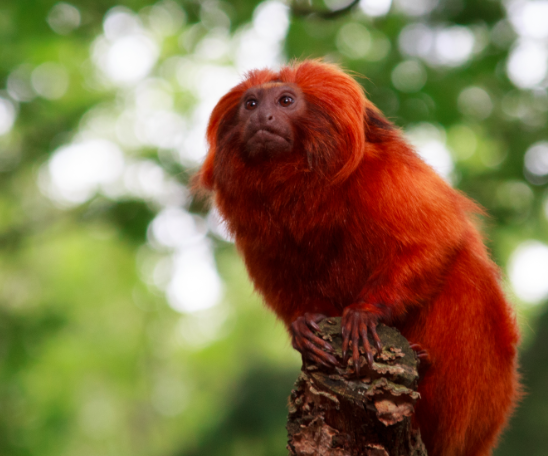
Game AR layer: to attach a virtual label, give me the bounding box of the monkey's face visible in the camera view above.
[238,83,306,162]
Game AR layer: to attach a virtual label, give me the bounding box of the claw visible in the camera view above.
[352,340,360,377]
[309,320,321,332]
[341,324,350,362]
[376,340,383,355]
[370,325,383,355]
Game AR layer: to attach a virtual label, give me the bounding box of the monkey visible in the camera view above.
[194,60,520,456]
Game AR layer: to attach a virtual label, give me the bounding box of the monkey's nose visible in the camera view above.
[263,111,274,122]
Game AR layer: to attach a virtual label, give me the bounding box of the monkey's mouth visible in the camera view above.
[246,128,291,155]
[253,129,290,144]
[243,128,293,161]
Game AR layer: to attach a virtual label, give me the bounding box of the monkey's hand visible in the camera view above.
[290,313,340,368]
[342,303,383,377]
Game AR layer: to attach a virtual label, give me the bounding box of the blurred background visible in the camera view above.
[0,0,547,454]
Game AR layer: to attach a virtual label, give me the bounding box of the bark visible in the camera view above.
[287,318,427,456]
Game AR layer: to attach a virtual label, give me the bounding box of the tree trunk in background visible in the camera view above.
[286,319,427,456]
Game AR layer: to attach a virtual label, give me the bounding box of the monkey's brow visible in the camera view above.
[260,81,285,89]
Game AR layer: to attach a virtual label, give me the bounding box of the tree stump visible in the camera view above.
[287,318,427,456]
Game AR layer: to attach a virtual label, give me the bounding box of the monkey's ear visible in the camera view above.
[364,107,396,144]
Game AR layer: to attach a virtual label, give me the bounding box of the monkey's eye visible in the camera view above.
[279,96,294,107]
[245,99,258,110]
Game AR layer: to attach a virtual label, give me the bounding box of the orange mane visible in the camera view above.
[197,60,370,190]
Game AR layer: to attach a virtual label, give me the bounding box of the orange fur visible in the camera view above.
[195,60,520,456]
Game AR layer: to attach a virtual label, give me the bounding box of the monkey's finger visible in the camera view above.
[300,339,339,367]
[307,352,338,369]
[305,320,331,349]
[302,326,336,353]
[369,323,383,354]
[411,345,432,371]
[352,343,361,378]
[341,323,350,362]
[352,322,360,377]
[292,328,339,366]
[360,326,374,367]
[417,351,429,361]
[315,352,340,368]
[291,335,304,352]
[308,312,328,323]
[410,343,430,359]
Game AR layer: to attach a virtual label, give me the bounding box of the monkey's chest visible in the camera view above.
[239,226,370,310]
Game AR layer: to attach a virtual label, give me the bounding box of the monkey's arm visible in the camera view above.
[341,153,472,374]
[341,240,457,374]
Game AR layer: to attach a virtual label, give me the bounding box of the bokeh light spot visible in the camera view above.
[524,141,548,185]
[106,35,159,84]
[359,0,392,17]
[92,8,159,86]
[406,123,453,180]
[144,1,186,38]
[447,124,477,160]
[508,0,548,40]
[367,31,392,61]
[336,23,371,59]
[0,97,17,136]
[495,180,533,218]
[149,207,206,250]
[31,62,70,100]
[103,7,141,39]
[434,26,475,67]
[253,1,289,42]
[7,65,35,102]
[508,240,548,304]
[458,87,493,120]
[391,60,427,93]
[399,24,475,67]
[47,2,81,35]
[394,0,438,16]
[399,23,433,59]
[507,40,548,89]
[44,139,125,205]
[166,244,223,313]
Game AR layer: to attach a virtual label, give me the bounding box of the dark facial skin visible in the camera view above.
[239,83,306,161]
